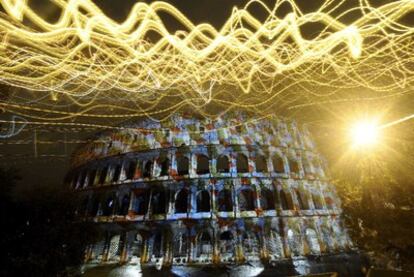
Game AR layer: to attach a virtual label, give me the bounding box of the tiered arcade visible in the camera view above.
[66,113,355,275]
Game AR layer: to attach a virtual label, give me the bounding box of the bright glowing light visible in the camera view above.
[0,0,412,121]
[350,120,379,147]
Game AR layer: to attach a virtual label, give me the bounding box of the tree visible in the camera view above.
[0,167,99,276]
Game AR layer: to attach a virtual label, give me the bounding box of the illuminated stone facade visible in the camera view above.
[66,113,359,276]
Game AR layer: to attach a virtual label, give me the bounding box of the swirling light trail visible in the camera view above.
[0,0,413,121]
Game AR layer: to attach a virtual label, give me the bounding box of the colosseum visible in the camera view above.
[66,113,363,276]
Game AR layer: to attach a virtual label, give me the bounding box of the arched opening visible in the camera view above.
[102,195,115,216]
[197,232,212,257]
[119,194,130,216]
[87,170,97,187]
[325,196,334,209]
[305,228,321,255]
[152,232,163,258]
[177,156,189,175]
[218,189,233,212]
[196,154,210,174]
[239,188,255,211]
[107,235,121,261]
[255,155,268,173]
[216,155,229,173]
[78,197,89,216]
[173,232,188,257]
[266,230,284,258]
[219,231,234,255]
[112,164,122,182]
[295,189,309,210]
[196,190,210,212]
[78,171,87,188]
[132,190,150,215]
[175,189,188,213]
[260,187,275,210]
[126,161,137,180]
[280,190,294,210]
[99,166,108,184]
[287,229,302,256]
[312,193,324,209]
[321,227,333,252]
[130,233,143,259]
[159,157,169,176]
[289,159,300,174]
[242,232,260,256]
[151,188,167,214]
[272,155,285,173]
[89,196,100,217]
[236,154,249,173]
[143,160,153,178]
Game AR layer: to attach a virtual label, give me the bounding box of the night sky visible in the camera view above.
[1,0,410,190]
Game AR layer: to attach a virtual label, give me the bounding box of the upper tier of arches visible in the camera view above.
[67,145,326,190]
[70,114,317,168]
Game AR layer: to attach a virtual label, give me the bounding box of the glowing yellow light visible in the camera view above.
[0,0,412,121]
[350,120,379,147]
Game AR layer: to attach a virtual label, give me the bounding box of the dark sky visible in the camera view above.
[1,0,412,190]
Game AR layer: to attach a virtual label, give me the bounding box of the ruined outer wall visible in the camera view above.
[66,113,354,272]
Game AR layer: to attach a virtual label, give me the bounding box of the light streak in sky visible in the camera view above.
[0,0,412,121]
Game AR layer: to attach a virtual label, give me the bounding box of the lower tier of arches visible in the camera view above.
[84,216,353,268]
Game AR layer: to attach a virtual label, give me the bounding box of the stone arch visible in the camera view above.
[99,166,108,184]
[107,234,121,261]
[175,188,189,213]
[131,190,150,215]
[242,231,260,257]
[272,154,285,173]
[130,232,144,259]
[89,195,101,216]
[239,187,256,212]
[280,189,294,210]
[216,155,230,173]
[151,187,167,214]
[305,228,321,255]
[78,196,89,216]
[325,196,335,209]
[118,193,130,216]
[287,229,303,256]
[217,188,233,212]
[173,231,188,257]
[102,194,115,216]
[219,231,235,256]
[177,155,189,175]
[288,158,300,174]
[126,160,137,180]
[152,231,163,258]
[236,153,249,173]
[312,193,324,209]
[87,169,97,187]
[196,190,211,212]
[255,154,268,173]
[266,230,284,258]
[196,231,213,257]
[159,157,170,176]
[143,160,153,178]
[112,164,122,182]
[321,227,334,252]
[260,187,275,211]
[295,188,310,210]
[196,154,210,174]
[78,171,87,188]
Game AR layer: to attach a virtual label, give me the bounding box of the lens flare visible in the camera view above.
[350,120,379,147]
